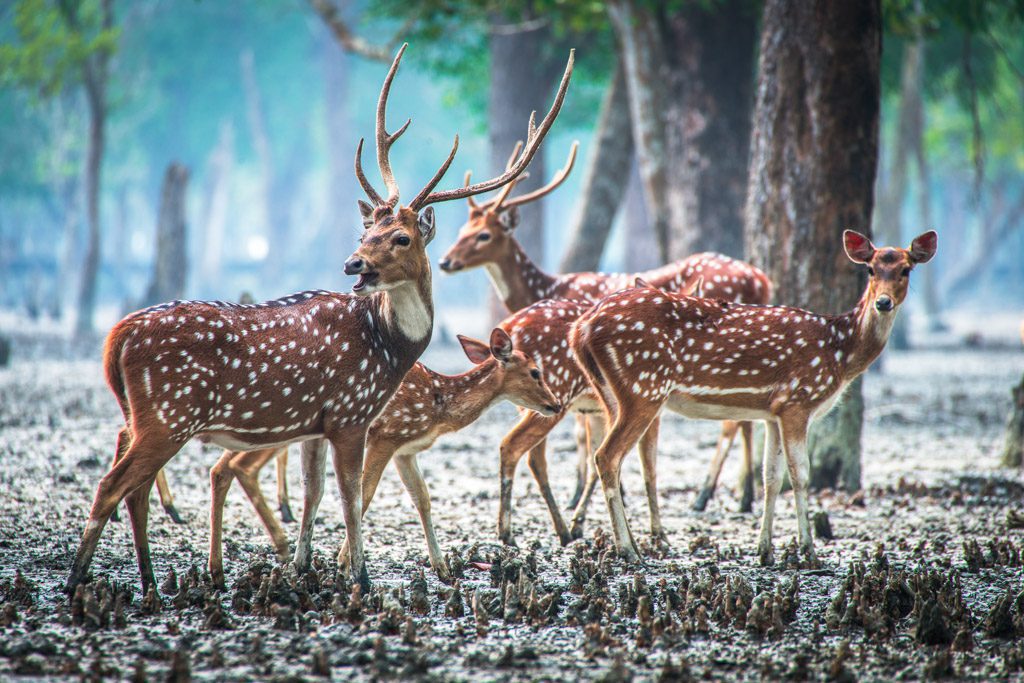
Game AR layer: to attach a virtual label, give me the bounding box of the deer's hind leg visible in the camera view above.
[693,420,739,512]
[636,416,664,539]
[567,414,590,510]
[498,411,561,547]
[154,469,185,524]
[274,448,296,524]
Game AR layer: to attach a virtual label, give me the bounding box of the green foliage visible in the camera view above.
[0,0,119,98]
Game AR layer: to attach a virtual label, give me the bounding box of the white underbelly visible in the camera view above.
[665,394,774,422]
[198,431,323,452]
[568,394,603,414]
[395,432,438,458]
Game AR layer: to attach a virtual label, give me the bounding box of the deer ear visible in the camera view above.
[843,230,876,264]
[909,230,937,263]
[498,206,520,232]
[489,328,514,362]
[458,334,491,364]
[683,276,704,297]
[418,206,436,245]
[634,277,653,289]
[358,200,375,229]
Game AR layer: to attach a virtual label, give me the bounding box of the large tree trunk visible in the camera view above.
[1002,372,1024,468]
[74,76,106,337]
[663,0,757,259]
[559,63,633,272]
[141,163,190,308]
[744,0,882,492]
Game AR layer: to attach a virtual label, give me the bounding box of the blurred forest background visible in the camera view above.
[1,0,1022,344]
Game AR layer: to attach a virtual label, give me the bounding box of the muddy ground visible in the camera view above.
[0,338,1023,681]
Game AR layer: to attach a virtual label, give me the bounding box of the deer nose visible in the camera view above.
[344,257,365,275]
[545,403,561,414]
[438,258,452,271]
[875,295,894,312]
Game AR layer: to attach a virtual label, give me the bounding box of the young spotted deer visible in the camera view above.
[208,328,558,585]
[440,161,771,513]
[571,230,938,564]
[67,44,575,595]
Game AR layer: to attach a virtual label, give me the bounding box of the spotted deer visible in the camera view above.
[570,230,938,564]
[66,44,574,595]
[440,160,771,514]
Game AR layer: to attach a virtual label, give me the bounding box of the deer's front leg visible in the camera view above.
[526,441,572,546]
[229,448,290,562]
[756,422,783,566]
[779,413,815,561]
[738,421,755,514]
[208,450,239,588]
[694,420,739,512]
[498,411,559,546]
[567,414,590,510]
[569,414,605,539]
[330,431,370,592]
[293,439,327,572]
[636,416,664,539]
[393,453,449,581]
[275,448,296,524]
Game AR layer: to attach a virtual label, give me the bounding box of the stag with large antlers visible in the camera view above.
[66,44,574,595]
[570,230,937,565]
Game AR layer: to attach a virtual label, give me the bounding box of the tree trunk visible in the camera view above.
[623,156,658,272]
[663,0,757,259]
[607,0,670,262]
[1002,372,1024,468]
[75,79,105,338]
[141,163,190,308]
[487,12,562,263]
[559,63,633,272]
[321,28,356,259]
[744,0,882,492]
[199,120,234,292]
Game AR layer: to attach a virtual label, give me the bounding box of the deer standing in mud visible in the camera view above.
[439,156,772,516]
[66,45,574,595]
[207,329,559,585]
[570,230,937,564]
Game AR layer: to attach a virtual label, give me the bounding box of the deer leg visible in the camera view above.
[526,441,572,546]
[124,475,159,592]
[779,413,815,561]
[756,422,783,566]
[275,448,296,524]
[330,432,370,592]
[294,439,327,572]
[208,450,238,588]
[594,402,661,562]
[108,429,130,524]
[569,414,606,539]
[497,411,559,547]
[693,420,739,512]
[567,414,590,510]
[636,416,664,539]
[337,442,394,572]
[67,432,180,595]
[229,448,290,562]
[393,453,450,582]
[154,469,185,524]
[738,421,755,514]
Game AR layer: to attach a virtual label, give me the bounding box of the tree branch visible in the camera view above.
[309,0,413,63]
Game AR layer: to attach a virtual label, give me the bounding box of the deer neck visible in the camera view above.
[433,361,503,431]
[376,272,434,347]
[484,240,556,312]
[839,296,898,380]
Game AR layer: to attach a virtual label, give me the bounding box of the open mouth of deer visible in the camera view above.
[352,272,379,292]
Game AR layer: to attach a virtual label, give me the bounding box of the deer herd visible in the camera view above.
[66,45,938,599]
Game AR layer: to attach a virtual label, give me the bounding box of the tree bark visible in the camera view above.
[744,0,882,492]
[623,156,658,272]
[141,163,190,308]
[1002,372,1024,468]
[607,0,670,262]
[663,0,757,259]
[559,63,633,272]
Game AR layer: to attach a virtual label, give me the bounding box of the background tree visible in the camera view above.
[744,0,882,491]
[140,163,189,308]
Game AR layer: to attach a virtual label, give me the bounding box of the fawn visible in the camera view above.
[570,230,938,564]
[66,45,574,595]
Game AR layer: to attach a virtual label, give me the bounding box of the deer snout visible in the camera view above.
[438,257,461,272]
[344,256,367,275]
[544,402,562,415]
[874,294,894,312]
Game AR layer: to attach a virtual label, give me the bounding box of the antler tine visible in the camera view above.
[354,138,385,206]
[464,170,479,208]
[504,140,524,171]
[408,49,574,211]
[502,140,579,209]
[407,135,460,210]
[376,43,409,207]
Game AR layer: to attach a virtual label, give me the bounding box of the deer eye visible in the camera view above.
[394,234,411,247]
[867,267,875,276]
[530,369,541,380]
[901,267,910,277]
[477,232,491,242]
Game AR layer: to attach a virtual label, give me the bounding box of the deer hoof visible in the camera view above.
[692,488,713,512]
[279,503,297,525]
[163,504,186,525]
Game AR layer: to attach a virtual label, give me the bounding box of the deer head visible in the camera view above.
[345,46,576,295]
[438,141,578,273]
[458,328,561,415]
[844,229,937,313]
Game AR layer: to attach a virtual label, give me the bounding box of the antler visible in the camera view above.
[466,141,528,209]
[354,43,411,207]
[408,49,575,211]
[500,140,578,210]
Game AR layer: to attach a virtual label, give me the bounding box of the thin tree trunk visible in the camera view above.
[744,0,882,492]
[560,63,633,272]
[75,77,105,337]
[663,0,757,259]
[911,97,942,327]
[1002,372,1024,468]
[321,27,355,259]
[607,0,670,262]
[623,156,658,272]
[199,120,234,291]
[141,163,190,308]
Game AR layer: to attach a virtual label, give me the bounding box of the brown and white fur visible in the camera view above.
[570,230,938,564]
